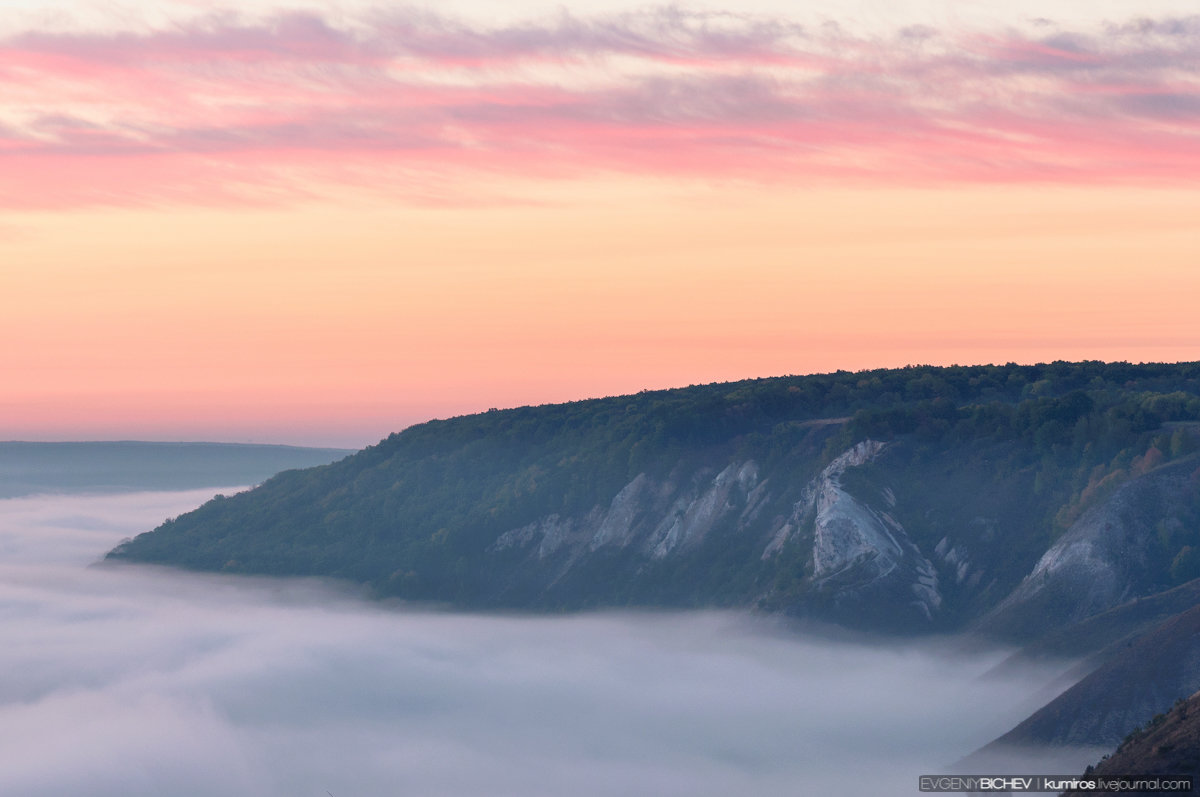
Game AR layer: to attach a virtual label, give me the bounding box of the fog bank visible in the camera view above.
[0,489,1091,796]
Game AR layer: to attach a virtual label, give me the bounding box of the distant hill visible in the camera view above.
[0,441,352,498]
[106,362,1200,635]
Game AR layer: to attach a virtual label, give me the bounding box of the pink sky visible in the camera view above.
[2,5,1198,447]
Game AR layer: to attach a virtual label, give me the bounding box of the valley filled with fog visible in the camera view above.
[1,487,1099,796]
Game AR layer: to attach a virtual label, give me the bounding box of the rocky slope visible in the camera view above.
[775,439,941,623]
[980,458,1200,640]
[438,438,941,627]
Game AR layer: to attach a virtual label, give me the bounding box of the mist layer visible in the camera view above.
[0,489,1091,796]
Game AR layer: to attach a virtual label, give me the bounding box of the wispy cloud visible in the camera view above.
[1,7,1197,207]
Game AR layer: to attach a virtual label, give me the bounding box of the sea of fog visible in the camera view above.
[0,488,1098,796]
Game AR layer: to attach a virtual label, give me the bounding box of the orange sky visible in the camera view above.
[2,5,1198,446]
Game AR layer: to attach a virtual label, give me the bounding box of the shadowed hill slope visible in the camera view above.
[982,606,1200,752]
[1062,691,1200,795]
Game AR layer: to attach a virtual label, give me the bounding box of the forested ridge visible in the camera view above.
[108,361,1200,623]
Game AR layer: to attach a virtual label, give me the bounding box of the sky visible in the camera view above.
[2,0,1198,446]
[0,486,1101,797]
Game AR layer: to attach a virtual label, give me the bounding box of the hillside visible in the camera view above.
[106,362,1200,636]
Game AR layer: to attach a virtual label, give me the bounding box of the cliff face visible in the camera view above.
[492,460,766,563]
[486,440,942,628]
[778,440,941,624]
